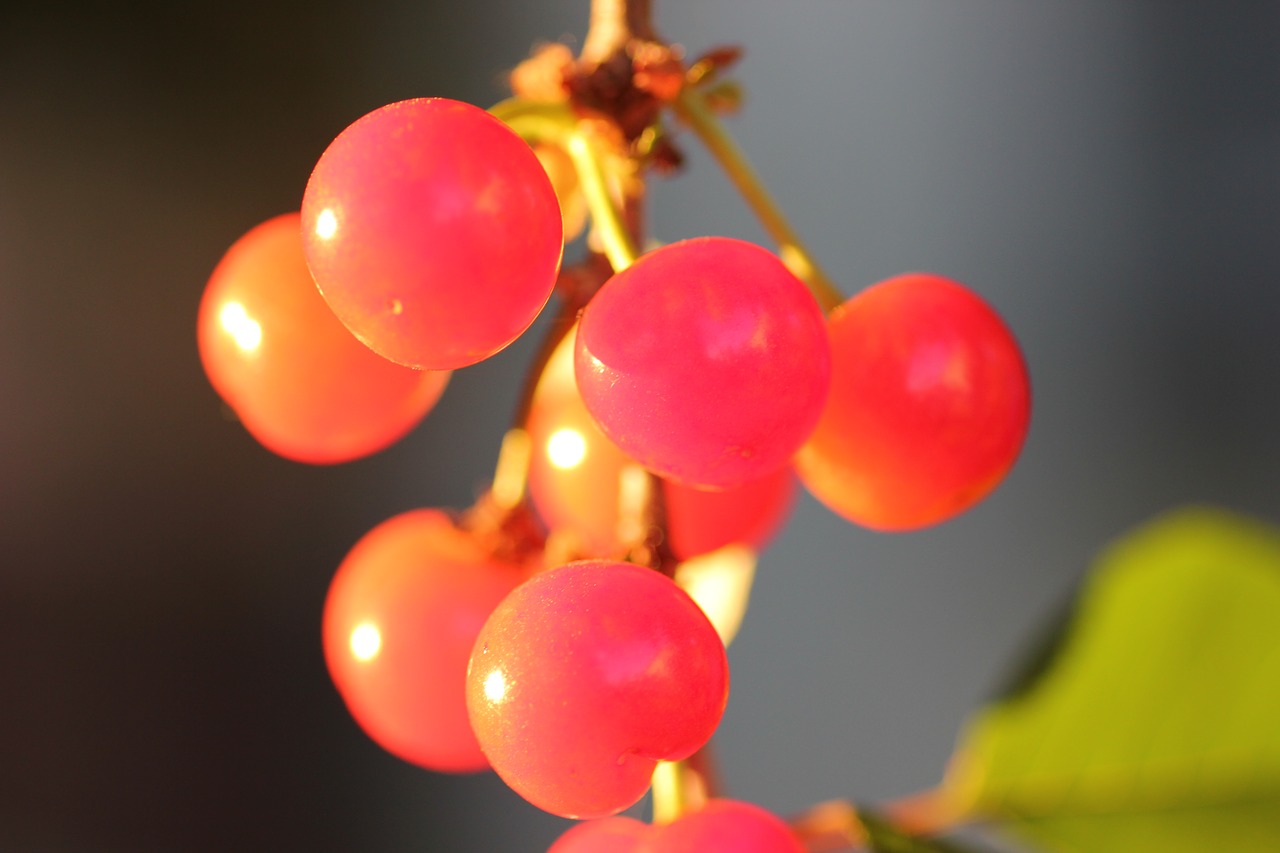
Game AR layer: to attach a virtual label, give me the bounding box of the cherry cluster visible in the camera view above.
[197,92,1030,848]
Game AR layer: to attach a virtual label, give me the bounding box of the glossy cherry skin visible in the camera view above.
[795,273,1031,531]
[301,98,563,370]
[197,213,448,463]
[655,800,806,852]
[466,561,729,819]
[547,800,804,852]
[575,237,831,490]
[547,816,648,853]
[322,509,527,773]
[527,331,795,559]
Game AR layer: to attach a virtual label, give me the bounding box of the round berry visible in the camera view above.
[322,509,526,772]
[547,816,648,853]
[575,238,831,490]
[654,799,805,852]
[466,561,729,818]
[546,799,804,852]
[795,273,1031,530]
[197,213,448,463]
[302,98,563,370]
[528,331,794,559]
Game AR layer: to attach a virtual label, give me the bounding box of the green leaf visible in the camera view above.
[941,507,1280,852]
[1008,798,1280,852]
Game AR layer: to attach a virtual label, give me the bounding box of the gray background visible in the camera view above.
[2,1,1279,850]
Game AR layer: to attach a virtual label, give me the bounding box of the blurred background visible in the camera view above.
[2,1,1279,850]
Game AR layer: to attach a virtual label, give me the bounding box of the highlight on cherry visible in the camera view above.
[527,328,796,561]
[301,97,564,371]
[321,508,529,773]
[796,273,1031,531]
[195,4,1033,848]
[575,236,832,490]
[466,561,729,820]
[196,212,449,464]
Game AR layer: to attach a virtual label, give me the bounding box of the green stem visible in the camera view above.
[650,760,687,824]
[490,99,639,272]
[672,87,844,312]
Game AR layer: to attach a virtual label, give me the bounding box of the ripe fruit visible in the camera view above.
[301,98,563,370]
[575,237,831,490]
[547,816,648,853]
[547,800,804,852]
[197,213,448,464]
[795,273,1031,531]
[655,799,805,852]
[322,509,526,773]
[466,561,729,818]
[527,330,795,559]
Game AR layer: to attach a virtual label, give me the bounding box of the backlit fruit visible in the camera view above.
[654,799,805,852]
[547,799,805,852]
[796,273,1030,530]
[528,329,794,559]
[301,98,563,370]
[322,509,526,772]
[466,561,729,818]
[197,213,448,464]
[575,237,831,489]
[546,816,647,853]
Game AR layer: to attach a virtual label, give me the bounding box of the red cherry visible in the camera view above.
[546,799,804,852]
[197,213,448,463]
[527,332,795,559]
[466,561,729,818]
[796,273,1030,530]
[575,237,831,490]
[322,509,526,772]
[546,816,648,853]
[653,799,805,852]
[301,98,563,370]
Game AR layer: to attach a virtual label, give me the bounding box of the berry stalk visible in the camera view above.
[652,743,720,824]
[672,87,844,312]
[581,0,656,66]
[490,100,639,272]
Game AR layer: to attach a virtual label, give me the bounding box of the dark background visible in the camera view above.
[3,1,1279,850]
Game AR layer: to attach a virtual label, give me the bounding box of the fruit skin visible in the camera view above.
[575,237,831,490]
[466,561,729,819]
[197,213,448,463]
[527,328,795,560]
[322,509,526,773]
[547,800,804,852]
[301,98,563,370]
[546,816,648,853]
[795,273,1031,531]
[655,799,805,852]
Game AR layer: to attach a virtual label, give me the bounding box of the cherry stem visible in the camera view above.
[490,428,533,510]
[616,464,678,577]
[672,86,844,312]
[490,100,639,272]
[651,744,719,824]
[581,0,656,66]
[482,100,639,516]
[499,11,733,818]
